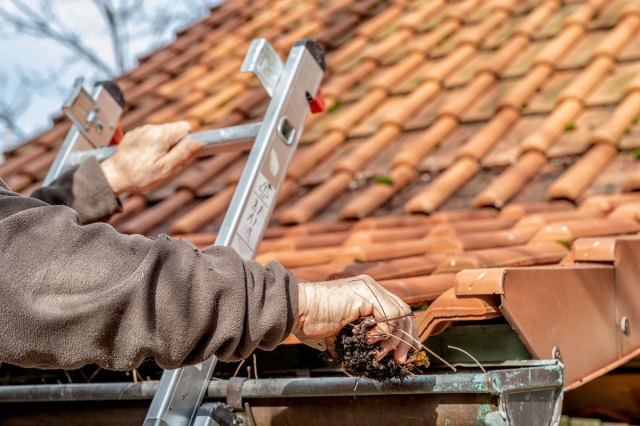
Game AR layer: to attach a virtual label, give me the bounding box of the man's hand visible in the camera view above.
[100,121,201,195]
[292,275,420,364]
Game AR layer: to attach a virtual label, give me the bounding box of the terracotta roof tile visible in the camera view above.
[416,287,501,339]
[530,218,640,243]
[580,192,640,213]
[5,173,33,192]
[340,165,416,219]
[499,63,552,110]
[514,209,604,228]
[456,107,519,159]
[170,184,236,234]
[547,143,618,201]
[119,189,194,235]
[474,150,548,208]
[572,236,617,261]
[280,171,352,225]
[519,99,583,153]
[0,146,47,177]
[499,200,574,218]
[108,195,146,227]
[405,157,480,213]
[392,116,458,168]
[380,274,457,306]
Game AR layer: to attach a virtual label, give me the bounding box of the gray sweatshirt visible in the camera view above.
[0,158,297,370]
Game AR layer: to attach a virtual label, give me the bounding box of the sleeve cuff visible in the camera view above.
[71,157,122,224]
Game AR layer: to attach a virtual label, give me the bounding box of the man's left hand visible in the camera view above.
[100,121,201,195]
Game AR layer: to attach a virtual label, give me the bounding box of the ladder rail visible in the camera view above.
[143,40,325,426]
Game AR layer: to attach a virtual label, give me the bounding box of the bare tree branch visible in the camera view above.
[0,71,30,143]
[0,0,220,149]
[0,0,115,75]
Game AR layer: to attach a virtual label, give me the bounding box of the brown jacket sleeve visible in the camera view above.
[0,177,298,371]
[30,157,121,224]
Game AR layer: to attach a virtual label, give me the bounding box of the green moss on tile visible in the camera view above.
[374,176,394,186]
[558,240,571,249]
[564,123,577,132]
[521,101,528,109]
[625,127,632,135]
[634,149,640,160]
[591,11,600,20]
[419,303,429,311]
[328,101,341,113]
[632,115,639,125]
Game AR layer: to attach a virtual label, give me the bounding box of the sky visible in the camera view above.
[0,0,219,158]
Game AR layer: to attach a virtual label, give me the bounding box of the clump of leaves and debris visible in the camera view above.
[331,318,429,381]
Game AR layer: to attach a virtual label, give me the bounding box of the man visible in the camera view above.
[0,121,418,371]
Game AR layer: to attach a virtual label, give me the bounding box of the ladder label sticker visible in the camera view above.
[237,172,275,250]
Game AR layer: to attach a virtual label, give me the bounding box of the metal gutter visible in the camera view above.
[0,361,562,403]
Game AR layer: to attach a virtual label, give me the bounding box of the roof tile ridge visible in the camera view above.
[546,142,617,202]
[579,192,640,213]
[499,200,574,218]
[340,165,417,219]
[455,8,511,49]
[381,81,442,127]
[456,106,520,160]
[472,150,548,209]
[119,188,195,235]
[518,98,583,154]
[608,201,640,221]
[365,51,426,93]
[108,194,147,228]
[279,171,353,225]
[589,13,640,62]
[529,216,640,243]
[361,0,447,61]
[287,130,345,180]
[512,0,561,38]
[445,0,482,22]
[398,0,446,30]
[546,76,640,202]
[590,81,640,146]
[169,184,236,234]
[622,170,640,193]
[405,157,480,214]
[392,115,459,168]
[235,1,290,37]
[326,89,388,132]
[333,124,403,174]
[513,209,604,229]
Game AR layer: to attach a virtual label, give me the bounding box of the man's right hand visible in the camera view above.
[292,275,420,364]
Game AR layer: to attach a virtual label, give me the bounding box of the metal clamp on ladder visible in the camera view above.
[43,79,126,186]
[141,38,325,426]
